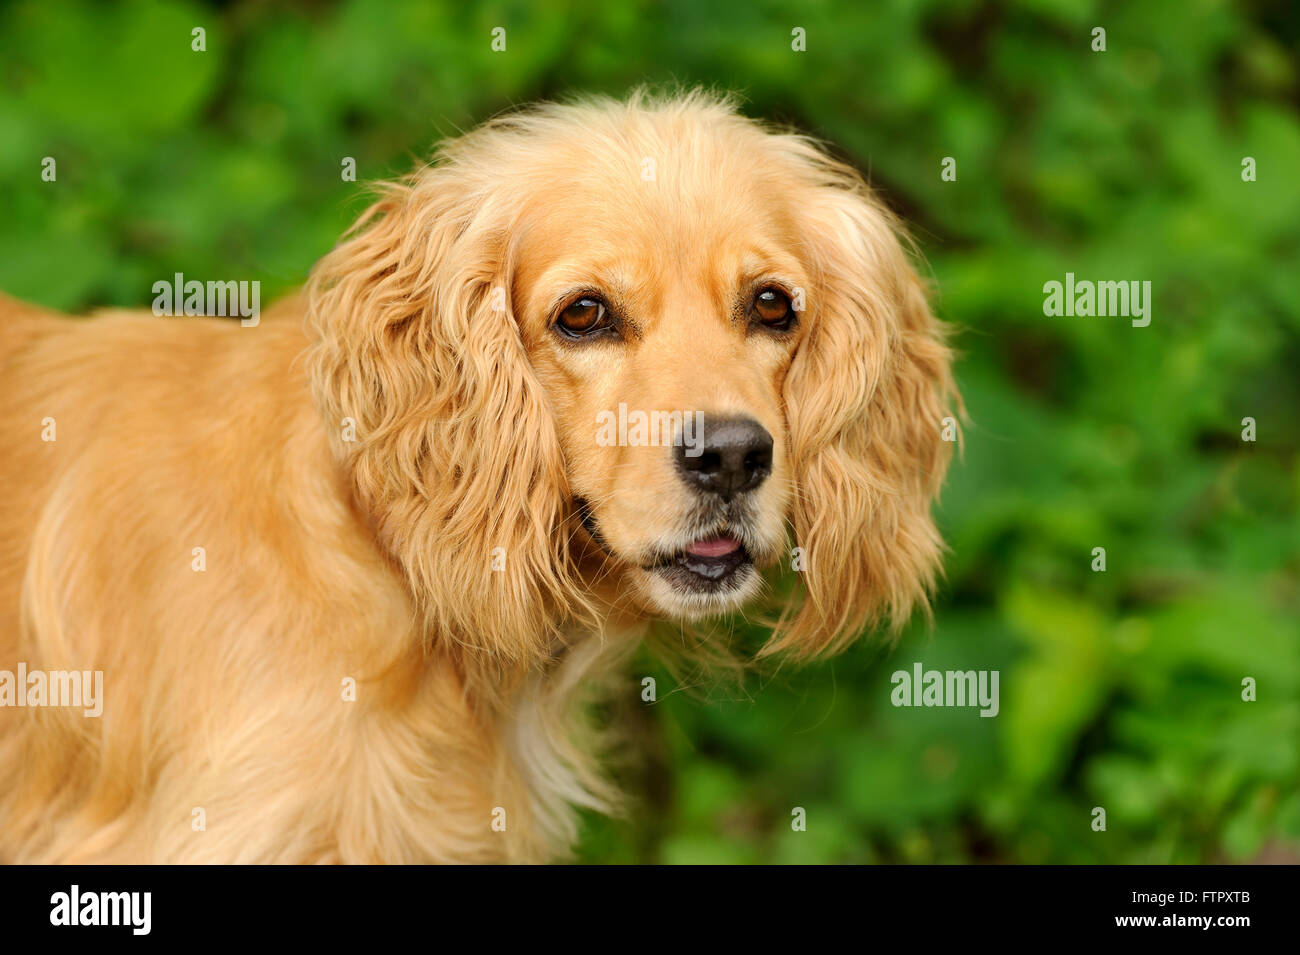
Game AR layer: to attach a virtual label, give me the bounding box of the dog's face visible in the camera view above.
[308,92,957,665]
[515,174,808,618]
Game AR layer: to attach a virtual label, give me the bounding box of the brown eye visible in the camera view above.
[556,297,610,336]
[753,287,793,328]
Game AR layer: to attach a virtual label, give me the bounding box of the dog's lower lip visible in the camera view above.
[648,535,752,588]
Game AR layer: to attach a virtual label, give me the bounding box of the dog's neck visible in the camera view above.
[497,621,643,858]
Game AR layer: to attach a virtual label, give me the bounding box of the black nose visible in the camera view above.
[675,416,773,498]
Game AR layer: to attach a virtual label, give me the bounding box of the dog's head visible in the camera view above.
[307,90,957,667]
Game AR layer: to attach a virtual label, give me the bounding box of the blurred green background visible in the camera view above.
[2,0,1297,863]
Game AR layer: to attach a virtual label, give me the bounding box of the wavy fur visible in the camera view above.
[0,90,956,862]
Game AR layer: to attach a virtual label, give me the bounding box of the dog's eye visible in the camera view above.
[556,297,610,337]
[753,287,794,329]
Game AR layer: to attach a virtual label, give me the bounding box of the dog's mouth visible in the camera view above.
[644,533,753,592]
[574,496,763,608]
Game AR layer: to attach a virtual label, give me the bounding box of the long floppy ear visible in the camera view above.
[766,151,958,658]
[306,170,583,669]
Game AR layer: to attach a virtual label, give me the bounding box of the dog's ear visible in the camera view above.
[766,152,958,658]
[307,172,582,669]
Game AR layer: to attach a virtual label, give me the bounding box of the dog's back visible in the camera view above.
[0,296,296,655]
[0,296,547,862]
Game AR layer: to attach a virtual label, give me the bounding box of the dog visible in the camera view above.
[0,90,957,863]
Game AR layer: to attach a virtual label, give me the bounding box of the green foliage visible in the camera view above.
[2,0,1296,863]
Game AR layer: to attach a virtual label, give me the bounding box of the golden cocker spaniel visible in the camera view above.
[0,90,957,863]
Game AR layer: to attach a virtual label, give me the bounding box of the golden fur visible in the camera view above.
[0,90,956,863]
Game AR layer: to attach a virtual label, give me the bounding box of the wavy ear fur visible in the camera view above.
[767,145,959,658]
[306,168,584,671]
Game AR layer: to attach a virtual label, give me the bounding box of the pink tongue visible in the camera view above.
[686,536,741,558]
